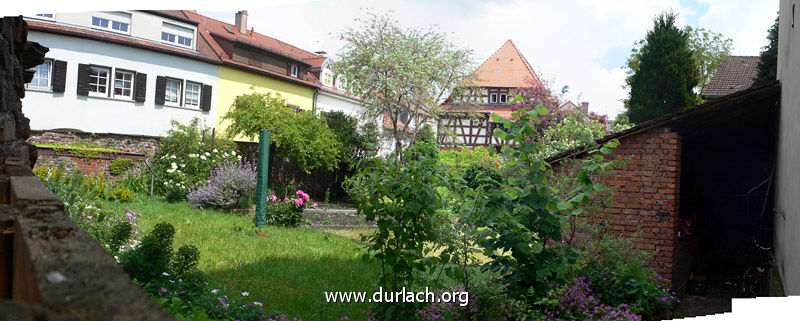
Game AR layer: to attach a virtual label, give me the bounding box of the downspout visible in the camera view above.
[312,88,319,114]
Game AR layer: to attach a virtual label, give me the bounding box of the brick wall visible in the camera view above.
[554,127,682,285]
[29,130,161,156]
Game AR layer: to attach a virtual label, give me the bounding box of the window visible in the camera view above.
[490,93,498,103]
[89,66,110,96]
[91,12,131,34]
[35,13,54,19]
[26,60,52,90]
[161,23,194,48]
[164,79,182,106]
[113,70,134,99]
[499,93,507,103]
[290,64,298,77]
[184,82,202,107]
[323,71,332,87]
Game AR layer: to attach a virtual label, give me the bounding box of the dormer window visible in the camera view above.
[161,22,194,49]
[289,64,298,78]
[91,12,131,34]
[322,70,332,86]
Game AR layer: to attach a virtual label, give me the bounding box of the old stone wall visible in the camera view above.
[0,16,175,320]
[29,130,161,156]
[553,127,682,286]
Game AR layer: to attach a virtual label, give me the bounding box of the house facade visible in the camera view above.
[22,11,219,137]
[439,39,550,147]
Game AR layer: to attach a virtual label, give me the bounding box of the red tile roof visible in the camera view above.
[178,10,324,88]
[701,56,760,98]
[26,19,217,64]
[472,39,543,88]
[27,11,329,89]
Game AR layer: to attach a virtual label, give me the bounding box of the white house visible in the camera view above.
[22,11,219,137]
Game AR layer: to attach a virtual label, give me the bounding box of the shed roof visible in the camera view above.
[548,81,780,164]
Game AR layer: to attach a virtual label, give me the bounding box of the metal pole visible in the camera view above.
[255,130,271,227]
[150,174,154,200]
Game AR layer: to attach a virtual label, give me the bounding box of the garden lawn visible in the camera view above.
[101,197,379,321]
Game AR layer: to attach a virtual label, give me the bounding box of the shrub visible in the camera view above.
[416,280,526,321]
[109,158,136,176]
[152,118,240,202]
[187,160,257,209]
[536,276,642,321]
[439,146,500,177]
[579,228,677,318]
[263,190,313,227]
[120,222,175,284]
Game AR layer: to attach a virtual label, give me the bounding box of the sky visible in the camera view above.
[5,0,780,119]
[197,0,779,119]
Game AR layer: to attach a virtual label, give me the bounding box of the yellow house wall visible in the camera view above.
[215,66,315,142]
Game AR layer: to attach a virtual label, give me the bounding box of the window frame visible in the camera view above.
[26,59,53,92]
[88,65,112,97]
[91,12,130,35]
[112,69,135,100]
[499,93,507,103]
[489,93,498,103]
[183,81,203,108]
[161,22,195,49]
[163,78,183,107]
[290,64,298,77]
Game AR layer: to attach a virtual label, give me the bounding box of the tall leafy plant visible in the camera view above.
[473,101,619,298]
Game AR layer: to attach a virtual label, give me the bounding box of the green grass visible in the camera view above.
[100,197,379,320]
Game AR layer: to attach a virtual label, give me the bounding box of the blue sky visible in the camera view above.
[5,0,779,119]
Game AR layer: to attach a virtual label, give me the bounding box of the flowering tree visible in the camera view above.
[336,11,478,157]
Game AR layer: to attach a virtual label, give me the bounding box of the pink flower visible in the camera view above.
[284,198,289,202]
[301,192,310,202]
[269,195,278,202]
[312,202,318,209]
[293,198,304,206]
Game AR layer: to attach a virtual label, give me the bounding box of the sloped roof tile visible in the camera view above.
[701,56,760,98]
[472,39,542,88]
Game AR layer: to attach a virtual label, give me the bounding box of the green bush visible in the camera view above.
[152,118,240,202]
[120,222,175,284]
[579,228,677,318]
[109,158,136,176]
[263,191,312,227]
[439,146,500,177]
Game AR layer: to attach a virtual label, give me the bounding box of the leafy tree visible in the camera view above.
[223,91,341,173]
[755,14,779,83]
[535,113,609,159]
[336,12,477,157]
[626,12,699,124]
[624,21,730,108]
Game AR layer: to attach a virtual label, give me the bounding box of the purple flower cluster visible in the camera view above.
[543,277,642,321]
[267,314,301,321]
[187,160,257,209]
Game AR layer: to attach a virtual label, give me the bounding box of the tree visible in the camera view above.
[755,14,779,83]
[222,91,341,173]
[336,12,477,158]
[624,22,731,109]
[626,12,699,124]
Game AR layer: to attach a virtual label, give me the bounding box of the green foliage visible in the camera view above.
[152,118,240,201]
[120,221,175,284]
[475,102,620,298]
[685,26,734,93]
[535,113,608,159]
[756,14,779,84]
[263,198,310,227]
[580,228,677,318]
[346,142,446,318]
[223,91,341,173]
[439,146,501,177]
[336,11,477,155]
[34,140,128,159]
[109,158,136,176]
[626,12,700,123]
[108,221,133,256]
[322,111,377,163]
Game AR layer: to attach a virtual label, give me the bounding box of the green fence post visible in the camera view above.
[255,130,270,228]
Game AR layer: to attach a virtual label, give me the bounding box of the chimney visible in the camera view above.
[235,10,248,35]
[581,102,589,113]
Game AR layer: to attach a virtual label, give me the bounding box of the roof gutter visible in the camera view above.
[312,88,319,114]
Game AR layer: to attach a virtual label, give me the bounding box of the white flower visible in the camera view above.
[200,155,206,160]
[188,153,198,158]
[211,289,219,294]
[171,163,178,169]
[253,301,263,306]
[213,149,218,153]
[204,152,211,156]
[167,168,176,173]
[237,155,242,160]
[242,291,249,296]
[162,272,169,276]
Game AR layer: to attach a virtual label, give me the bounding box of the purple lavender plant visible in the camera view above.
[187,160,257,209]
[542,277,642,321]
